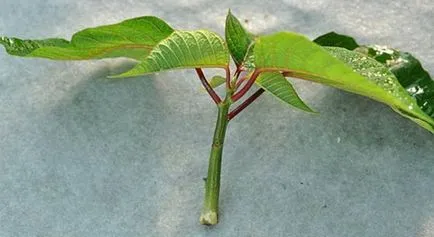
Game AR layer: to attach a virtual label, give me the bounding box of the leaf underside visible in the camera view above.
[0,16,174,60]
[252,32,434,133]
[112,30,229,78]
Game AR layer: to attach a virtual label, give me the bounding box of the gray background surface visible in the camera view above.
[1,0,434,236]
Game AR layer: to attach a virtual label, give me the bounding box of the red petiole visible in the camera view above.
[231,70,261,102]
[195,68,222,104]
[228,88,265,120]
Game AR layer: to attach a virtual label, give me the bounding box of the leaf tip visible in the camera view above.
[227,9,236,18]
[309,109,319,114]
[226,9,242,25]
[297,104,318,114]
[287,102,317,114]
[106,74,123,79]
[226,9,235,23]
[107,72,134,79]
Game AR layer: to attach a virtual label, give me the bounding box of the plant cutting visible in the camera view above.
[1,11,433,225]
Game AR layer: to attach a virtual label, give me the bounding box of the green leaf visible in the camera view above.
[199,75,226,92]
[325,47,434,132]
[313,32,359,50]
[225,10,254,65]
[252,32,434,133]
[314,32,434,120]
[357,45,434,118]
[0,16,174,60]
[112,30,229,78]
[208,75,226,89]
[255,72,315,113]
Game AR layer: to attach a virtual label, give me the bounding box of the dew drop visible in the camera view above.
[372,45,394,55]
[408,87,417,93]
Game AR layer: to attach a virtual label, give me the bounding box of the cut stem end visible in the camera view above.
[199,210,218,225]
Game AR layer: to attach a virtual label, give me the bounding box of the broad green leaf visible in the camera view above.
[315,32,434,119]
[112,30,229,78]
[225,10,254,65]
[0,16,174,60]
[255,72,315,113]
[252,32,434,132]
[200,75,226,92]
[325,47,434,132]
[313,32,359,50]
[357,45,434,118]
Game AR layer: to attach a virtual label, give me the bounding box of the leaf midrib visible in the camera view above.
[32,43,154,59]
[256,68,345,86]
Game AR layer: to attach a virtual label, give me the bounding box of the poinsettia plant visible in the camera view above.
[1,10,433,225]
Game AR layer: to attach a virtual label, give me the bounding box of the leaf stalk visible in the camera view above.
[195,68,222,104]
[228,88,265,120]
[225,66,232,90]
[231,70,261,102]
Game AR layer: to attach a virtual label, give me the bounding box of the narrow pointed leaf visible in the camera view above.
[225,10,254,65]
[112,30,229,78]
[253,32,434,133]
[315,32,434,119]
[255,72,315,113]
[0,16,174,60]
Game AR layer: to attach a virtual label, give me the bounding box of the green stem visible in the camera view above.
[199,95,231,225]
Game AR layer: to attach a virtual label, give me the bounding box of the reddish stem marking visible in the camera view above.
[195,68,222,104]
[282,71,294,77]
[231,70,261,102]
[225,66,232,90]
[228,88,265,121]
[235,76,248,89]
